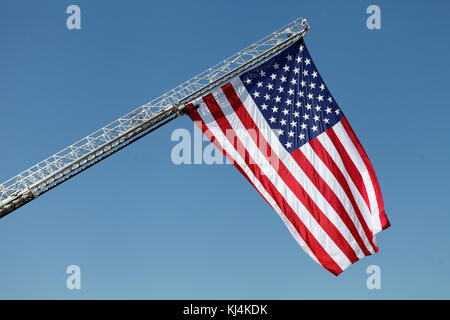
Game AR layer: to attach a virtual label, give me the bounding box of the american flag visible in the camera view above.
[186,38,390,275]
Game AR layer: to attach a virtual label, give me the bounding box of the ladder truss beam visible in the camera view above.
[0,18,309,218]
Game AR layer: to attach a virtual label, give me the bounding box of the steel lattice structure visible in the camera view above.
[0,18,310,218]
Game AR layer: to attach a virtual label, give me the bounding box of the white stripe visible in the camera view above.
[316,133,374,231]
[332,122,382,232]
[300,143,375,254]
[192,100,320,266]
[228,78,365,259]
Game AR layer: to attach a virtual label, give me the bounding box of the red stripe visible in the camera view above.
[326,128,372,211]
[340,117,390,230]
[219,84,361,264]
[291,149,372,256]
[198,96,344,275]
[309,138,378,252]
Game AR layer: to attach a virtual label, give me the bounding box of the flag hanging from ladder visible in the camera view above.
[185,38,390,275]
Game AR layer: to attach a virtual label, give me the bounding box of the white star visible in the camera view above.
[299,91,304,97]
[324,118,330,124]
[327,97,333,102]
[300,123,307,130]
[312,125,318,132]
[305,103,312,110]
[290,121,297,127]
[312,71,318,78]
[286,54,293,61]
[285,99,292,106]
[280,76,287,83]
[257,81,263,88]
[264,93,270,100]
[269,116,276,123]
[303,70,308,76]
[290,78,297,85]
[274,96,281,103]
[253,91,260,98]
[299,45,304,52]
[300,80,306,87]
[271,106,279,113]
[273,63,279,69]
[288,88,295,95]
[288,130,295,137]
[307,93,314,100]
[295,101,301,108]
[313,115,320,122]
[317,95,324,102]
[309,82,316,89]
[305,58,311,65]
[245,78,251,84]
[293,67,300,74]
[282,109,289,116]
[266,83,273,90]
[285,141,292,148]
[320,83,325,91]
[270,73,277,80]
[293,111,300,117]
[315,105,321,112]
[335,109,341,115]
[299,133,305,139]
[277,129,284,135]
[303,114,310,120]
[259,70,266,77]
[325,107,332,114]
[296,56,302,63]
[261,103,268,110]
[283,65,290,72]
[277,86,284,93]
[280,119,287,125]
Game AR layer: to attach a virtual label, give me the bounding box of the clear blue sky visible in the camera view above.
[0,0,449,299]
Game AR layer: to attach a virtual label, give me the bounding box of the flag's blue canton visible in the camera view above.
[240,38,343,152]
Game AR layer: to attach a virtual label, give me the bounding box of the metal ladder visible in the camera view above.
[0,18,310,218]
